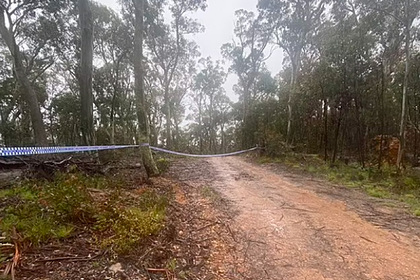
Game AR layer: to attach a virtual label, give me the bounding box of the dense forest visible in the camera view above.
[1,0,420,170]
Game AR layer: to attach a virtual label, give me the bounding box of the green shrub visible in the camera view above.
[0,172,167,254]
[97,189,167,254]
[102,207,166,254]
[403,176,420,190]
[41,174,95,223]
[365,186,391,199]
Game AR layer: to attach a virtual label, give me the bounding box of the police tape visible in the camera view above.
[0,144,259,158]
[0,145,140,157]
[149,146,259,158]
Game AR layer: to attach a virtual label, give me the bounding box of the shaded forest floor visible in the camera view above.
[2,153,420,279]
[0,154,245,280]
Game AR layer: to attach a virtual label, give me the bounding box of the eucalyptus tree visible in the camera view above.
[366,0,420,167]
[133,0,159,177]
[222,9,271,149]
[0,53,19,145]
[78,0,94,145]
[146,0,206,149]
[258,0,328,144]
[0,0,65,145]
[93,4,133,144]
[170,50,197,149]
[193,57,226,153]
[49,91,81,145]
[144,62,164,146]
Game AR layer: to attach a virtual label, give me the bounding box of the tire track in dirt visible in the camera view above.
[207,156,420,280]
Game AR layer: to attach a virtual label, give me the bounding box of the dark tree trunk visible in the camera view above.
[133,0,159,177]
[323,97,328,162]
[0,10,47,146]
[378,60,388,170]
[332,107,342,164]
[198,91,203,153]
[397,3,411,168]
[286,49,302,145]
[78,0,95,145]
[164,84,172,149]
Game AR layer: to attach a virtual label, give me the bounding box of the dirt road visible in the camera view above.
[198,156,420,280]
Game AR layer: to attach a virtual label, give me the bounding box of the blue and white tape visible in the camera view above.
[0,145,139,157]
[149,146,259,158]
[0,144,258,158]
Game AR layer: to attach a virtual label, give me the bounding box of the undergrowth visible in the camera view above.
[258,154,420,216]
[95,189,168,253]
[0,172,168,254]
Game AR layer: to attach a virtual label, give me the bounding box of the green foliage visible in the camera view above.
[95,189,167,254]
[0,173,167,253]
[365,186,392,199]
[402,176,420,191]
[100,206,166,254]
[41,174,96,223]
[0,174,100,244]
[1,205,73,245]
[0,189,13,199]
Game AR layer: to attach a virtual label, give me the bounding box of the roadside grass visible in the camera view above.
[258,154,420,216]
[0,171,168,254]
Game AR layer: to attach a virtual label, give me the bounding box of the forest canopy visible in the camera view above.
[0,0,419,169]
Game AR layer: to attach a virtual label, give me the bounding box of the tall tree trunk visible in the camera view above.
[78,0,94,146]
[133,0,159,177]
[286,51,301,145]
[110,86,117,145]
[323,97,328,162]
[164,85,172,149]
[172,110,180,150]
[378,62,387,170]
[110,62,121,145]
[221,122,225,153]
[415,93,419,165]
[0,10,47,146]
[397,3,410,168]
[198,91,203,153]
[332,107,342,164]
[242,86,251,149]
[286,63,296,145]
[209,93,215,153]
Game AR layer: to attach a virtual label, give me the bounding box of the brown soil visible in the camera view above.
[5,155,420,279]
[170,156,420,280]
[3,156,244,280]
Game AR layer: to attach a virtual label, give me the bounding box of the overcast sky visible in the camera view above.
[96,0,284,101]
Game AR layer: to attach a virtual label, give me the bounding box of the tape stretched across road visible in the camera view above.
[0,144,258,158]
[149,146,259,158]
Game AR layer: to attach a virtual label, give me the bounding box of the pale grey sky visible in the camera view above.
[96,0,284,101]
